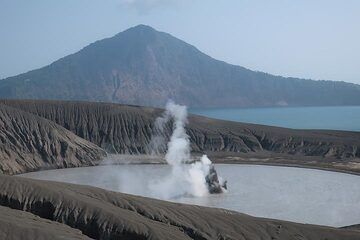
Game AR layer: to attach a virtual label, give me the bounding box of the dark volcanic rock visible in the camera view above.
[1,174,359,240]
[1,25,360,108]
[342,224,360,231]
[2,99,359,162]
[205,165,227,194]
[0,103,106,175]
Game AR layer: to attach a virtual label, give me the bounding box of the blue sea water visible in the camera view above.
[189,106,360,131]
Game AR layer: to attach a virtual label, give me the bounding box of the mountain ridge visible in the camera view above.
[1,24,360,107]
[0,102,106,175]
[2,99,360,175]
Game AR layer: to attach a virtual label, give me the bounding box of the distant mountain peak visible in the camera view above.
[118,24,158,38]
[0,25,360,108]
[129,24,156,31]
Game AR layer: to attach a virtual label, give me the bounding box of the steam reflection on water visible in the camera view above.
[20,164,360,227]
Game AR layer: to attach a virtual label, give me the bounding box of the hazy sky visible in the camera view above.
[1,0,359,84]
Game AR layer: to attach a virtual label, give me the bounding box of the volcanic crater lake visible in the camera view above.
[20,163,360,227]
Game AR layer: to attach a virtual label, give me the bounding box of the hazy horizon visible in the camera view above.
[1,0,359,84]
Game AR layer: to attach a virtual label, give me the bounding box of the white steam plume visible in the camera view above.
[164,101,190,165]
[148,100,226,199]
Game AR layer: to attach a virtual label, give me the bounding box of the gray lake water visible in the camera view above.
[20,164,360,227]
[190,106,360,131]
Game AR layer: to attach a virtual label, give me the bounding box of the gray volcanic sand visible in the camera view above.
[0,206,90,240]
[1,174,360,240]
[20,163,360,227]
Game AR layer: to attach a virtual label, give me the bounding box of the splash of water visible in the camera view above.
[148,100,226,199]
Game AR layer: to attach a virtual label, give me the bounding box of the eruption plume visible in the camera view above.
[148,100,227,199]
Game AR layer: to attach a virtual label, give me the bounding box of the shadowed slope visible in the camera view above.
[0,103,106,175]
[1,174,359,240]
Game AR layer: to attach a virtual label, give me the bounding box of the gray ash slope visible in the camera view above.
[0,103,106,175]
[0,206,90,240]
[1,174,360,240]
[2,99,359,161]
[1,25,360,107]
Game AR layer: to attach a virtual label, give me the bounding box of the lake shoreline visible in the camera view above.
[3,173,360,239]
[104,153,360,177]
[18,158,360,228]
[17,153,360,178]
